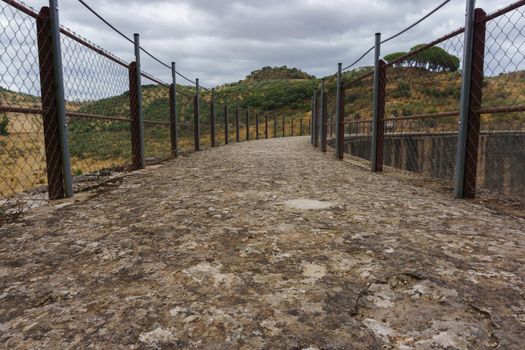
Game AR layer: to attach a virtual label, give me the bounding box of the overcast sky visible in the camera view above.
[12,0,520,87]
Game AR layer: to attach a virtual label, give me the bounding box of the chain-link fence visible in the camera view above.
[476,4,525,200]
[1,2,48,215]
[341,72,374,163]
[141,73,172,162]
[61,27,132,181]
[316,0,525,203]
[0,0,310,221]
[380,31,465,183]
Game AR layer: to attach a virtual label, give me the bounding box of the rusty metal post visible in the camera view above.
[273,113,277,138]
[255,113,259,140]
[282,114,285,137]
[194,78,200,151]
[374,60,386,171]
[128,36,145,170]
[246,108,250,141]
[321,93,328,152]
[330,113,333,137]
[210,88,216,147]
[336,87,346,160]
[313,90,319,147]
[320,80,327,152]
[224,101,229,145]
[311,95,315,144]
[335,63,344,159]
[37,5,70,199]
[300,117,304,136]
[371,33,382,172]
[265,113,269,139]
[169,62,178,157]
[455,6,486,198]
[235,103,240,142]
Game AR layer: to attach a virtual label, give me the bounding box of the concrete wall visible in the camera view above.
[330,132,525,200]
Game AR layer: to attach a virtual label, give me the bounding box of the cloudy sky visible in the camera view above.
[13,0,519,87]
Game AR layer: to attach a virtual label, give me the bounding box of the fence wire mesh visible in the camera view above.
[178,91,194,153]
[141,74,171,162]
[381,31,465,183]
[341,73,374,162]
[1,2,47,215]
[475,5,525,200]
[61,29,132,178]
[325,1,525,203]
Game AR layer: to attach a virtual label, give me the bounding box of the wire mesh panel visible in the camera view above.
[0,2,47,215]
[326,90,337,140]
[61,28,132,177]
[381,31,465,183]
[475,5,525,201]
[215,101,226,146]
[199,93,211,149]
[141,74,171,161]
[342,73,374,162]
[177,90,194,153]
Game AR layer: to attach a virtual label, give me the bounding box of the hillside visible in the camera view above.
[215,66,317,112]
[245,66,315,81]
[1,66,524,199]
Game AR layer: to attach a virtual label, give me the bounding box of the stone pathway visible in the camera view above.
[1,137,524,349]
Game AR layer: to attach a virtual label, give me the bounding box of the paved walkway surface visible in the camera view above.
[1,137,524,349]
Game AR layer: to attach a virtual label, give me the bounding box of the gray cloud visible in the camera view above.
[12,0,522,88]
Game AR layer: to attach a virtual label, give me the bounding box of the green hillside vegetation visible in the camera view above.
[1,61,524,181]
[245,66,315,81]
[215,66,317,111]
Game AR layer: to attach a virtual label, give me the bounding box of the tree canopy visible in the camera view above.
[384,45,460,72]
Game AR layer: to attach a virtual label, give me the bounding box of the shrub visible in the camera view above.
[392,82,411,98]
[0,114,9,135]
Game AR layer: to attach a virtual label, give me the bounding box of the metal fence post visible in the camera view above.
[235,103,240,142]
[311,95,315,144]
[211,88,216,147]
[129,34,145,170]
[36,3,72,199]
[246,108,250,141]
[376,60,387,171]
[256,113,259,140]
[194,78,200,151]
[274,113,277,138]
[455,4,486,198]
[300,117,303,136]
[310,97,313,143]
[49,0,73,197]
[371,32,382,172]
[170,62,178,157]
[265,113,269,139]
[330,113,333,137]
[320,80,327,152]
[335,63,345,160]
[224,101,229,145]
[313,90,319,147]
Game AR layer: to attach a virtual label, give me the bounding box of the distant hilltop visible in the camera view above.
[245,66,316,81]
